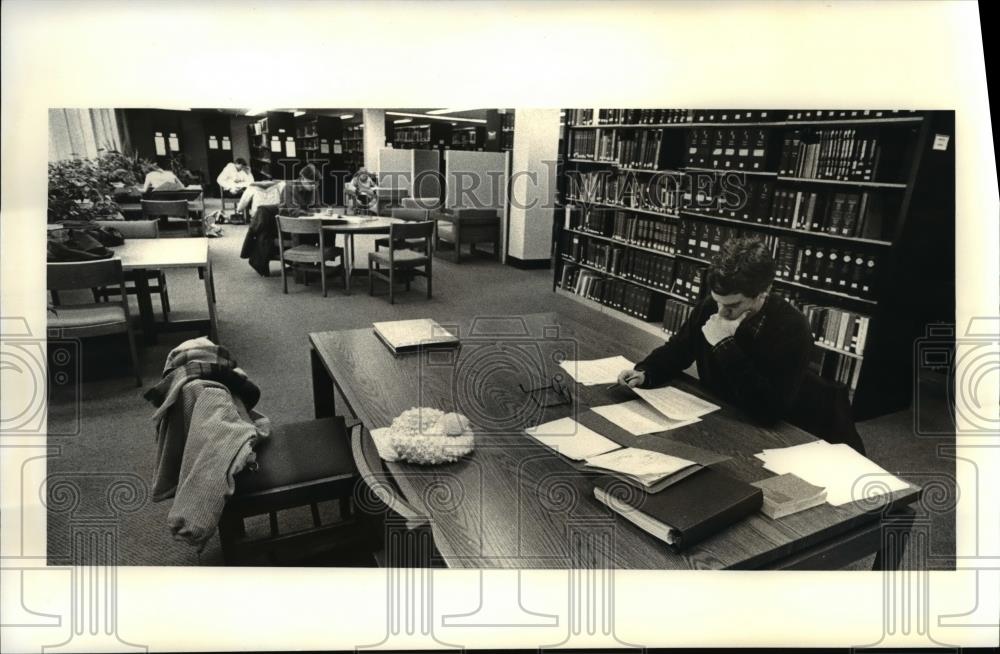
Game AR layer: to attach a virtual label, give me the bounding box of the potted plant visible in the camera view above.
[47,157,123,223]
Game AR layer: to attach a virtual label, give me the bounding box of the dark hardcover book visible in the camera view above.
[787,130,803,177]
[859,192,885,240]
[722,128,738,169]
[752,180,774,224]
[736,128,752,170]
[710,129,725,168]
[594,467,763,552]
[750,127,768,171]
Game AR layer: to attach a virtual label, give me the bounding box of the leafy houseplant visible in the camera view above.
[47,150,159,223]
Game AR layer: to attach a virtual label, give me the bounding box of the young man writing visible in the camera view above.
[617,237,813,424]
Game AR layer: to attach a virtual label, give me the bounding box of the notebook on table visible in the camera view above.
[372,318,460,355]
[594,467,763,551]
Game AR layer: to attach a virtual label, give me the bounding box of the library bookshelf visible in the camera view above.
[555,108,954,419]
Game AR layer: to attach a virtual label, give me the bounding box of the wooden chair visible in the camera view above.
[47,259,141,387]
[142,199,199,236]
[94,220,170,318]
[434,208,501,263]
[217,416,376,565]
[275,215,345,297]
[374,208,431,252]
[219,187,246,223]
[368,221,434,304]
[788,371,867,454]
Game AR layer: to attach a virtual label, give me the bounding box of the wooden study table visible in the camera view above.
[310,214,404,293]
[118,185,207,222]
[114,238,217,345]
[309,312,921,570]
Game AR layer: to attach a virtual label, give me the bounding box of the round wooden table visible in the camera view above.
[315,214,403,293]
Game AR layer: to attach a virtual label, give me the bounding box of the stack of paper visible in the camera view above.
[526,418,700,492]
[633,386,720,421]
[592,399,699,436]
[559,356,635,386]
[755,441,910,506]
[751,473,827,518]
[585,447,700,492]
[524,418,621,460]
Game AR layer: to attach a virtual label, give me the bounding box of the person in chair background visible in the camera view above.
[617,237,813,424]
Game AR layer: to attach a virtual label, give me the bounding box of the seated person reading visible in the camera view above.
[348,167,377,210]
[617,237,813,424]
[141,163,185,193]
[239,165,322,275]
[217,158,254,197]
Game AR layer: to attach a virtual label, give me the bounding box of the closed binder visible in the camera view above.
[594,467,763,551]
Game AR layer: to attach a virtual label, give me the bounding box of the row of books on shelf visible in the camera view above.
[572,109,920,126]
[568,172,678,215]
[598,109,697,125]
[569,217,880,300]
[570,131,598,159]
[813,347,863,393]
[501,112,515,129]
[453,130,479,146]
[779,129,882,182]
[613,130,665,169]
[567,238,675,292]
[662,299,695,337]
[559,266,663,322]
[570,209,678,255]
[683,178,888,240]
[799,305,870,355]
[683,127,770,171]
[394,126,432,144]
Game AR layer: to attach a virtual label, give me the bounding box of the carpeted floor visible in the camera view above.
[45,208,956,568]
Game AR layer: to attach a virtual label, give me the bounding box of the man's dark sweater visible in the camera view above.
[635,294,813,424]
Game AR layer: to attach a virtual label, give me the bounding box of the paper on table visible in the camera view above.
[585,447,695,480]
[633,386,721,420]
[756,441,910,506]
[559,355,635,386]
[592,399,700,435]
[524,417,622,461]
[369,427,399,462]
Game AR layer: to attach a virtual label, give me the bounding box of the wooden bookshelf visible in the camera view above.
[555,107,951,418]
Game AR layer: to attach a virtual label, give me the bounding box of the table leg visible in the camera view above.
[133,267,157,345]
[344,234,354,294]
[872,509,917,571]
[311,347,336,418]
[202,263,219,343]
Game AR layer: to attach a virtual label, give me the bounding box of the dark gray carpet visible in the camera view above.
[46,213,955,568]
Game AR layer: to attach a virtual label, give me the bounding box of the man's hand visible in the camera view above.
[701,313,744,346]
[617,369,645,388]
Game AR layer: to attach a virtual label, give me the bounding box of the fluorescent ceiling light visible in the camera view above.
[394,118,412,124]
[293,111,306,117]
[386,111,486,124]
[426,108,477,115]
[339,113,355,120]
[245,109,268,117]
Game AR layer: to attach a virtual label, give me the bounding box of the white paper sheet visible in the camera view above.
[369,427,399,462]
[585,447,695,481]
[756,441,910,506]
[592,400,699,435]
[524,417,622,461]
[633,386,720,420]
[559,355,636,386]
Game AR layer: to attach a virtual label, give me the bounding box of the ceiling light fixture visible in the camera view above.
[426,108,477,115]
[339,113,355,120]
[394,118,413,124]
[386,111,486,124]
[244,109,268,117]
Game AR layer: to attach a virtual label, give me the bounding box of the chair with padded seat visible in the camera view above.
[94,219,170,318]
[47,259,141,387]
[217,416,376,565]
[142,199,200,236]
[368,221,434,304]
[787,371,866,454]
[275,215,345,297]
[374,207,431,253]
[433,208,501,263]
